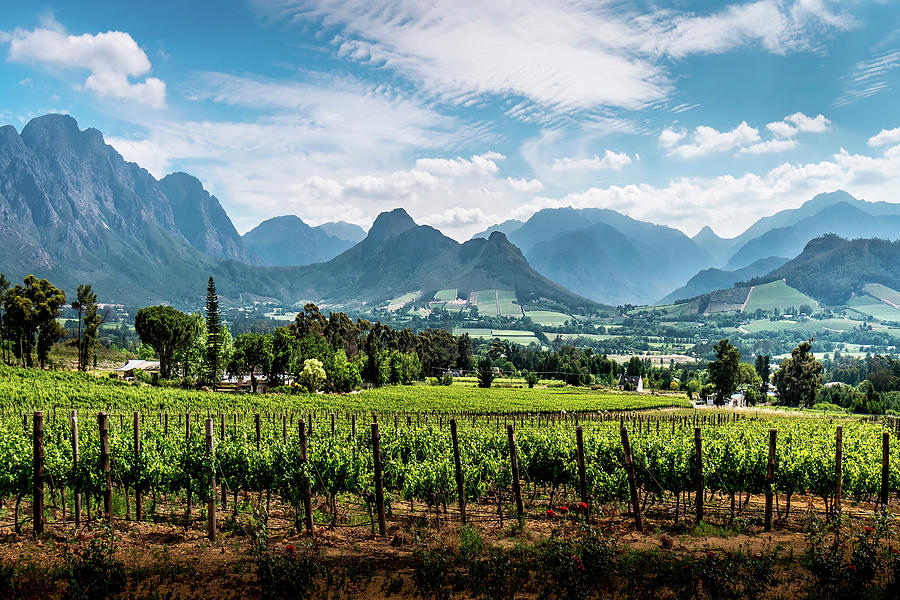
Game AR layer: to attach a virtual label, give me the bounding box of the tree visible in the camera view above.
[456,333,474,372]
[738,362,762,405]
[203,277,223,389]
[3,275,66,368]
[231,333,273,393]
[754,354,771,399]
[524,370,539,388]
[270,327,300,384]
[773,339,823,407]
[298,358,326,393]
[0,274,8,364]
[626,356,643,377]
[324,350,362,393]
[134,305,200,379]
[477,355,494,388]
[708,339,741,406]
[72,284,104,372]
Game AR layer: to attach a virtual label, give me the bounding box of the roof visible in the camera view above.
[116,359,160,372]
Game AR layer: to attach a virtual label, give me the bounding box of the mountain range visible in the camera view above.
[2,113,900,311]
[0,114,592,310]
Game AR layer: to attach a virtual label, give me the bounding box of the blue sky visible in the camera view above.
[2,0,900,240]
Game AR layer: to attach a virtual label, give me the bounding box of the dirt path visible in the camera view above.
[740,285,755,313]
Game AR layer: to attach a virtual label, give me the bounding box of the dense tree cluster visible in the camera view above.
[0,274,67,369]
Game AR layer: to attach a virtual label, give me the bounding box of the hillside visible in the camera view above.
[661,256,788,304]
[769,235,900,305]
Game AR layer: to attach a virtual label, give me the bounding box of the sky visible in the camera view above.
[2,0,900,241]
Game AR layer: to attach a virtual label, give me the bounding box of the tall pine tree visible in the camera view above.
[204,276,223,389]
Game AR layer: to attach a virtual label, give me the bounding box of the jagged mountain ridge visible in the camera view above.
[242,215,356,266]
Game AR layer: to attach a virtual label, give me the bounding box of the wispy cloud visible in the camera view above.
[253,0,851,116]
[835,49,900,107]
[662,122,760,158]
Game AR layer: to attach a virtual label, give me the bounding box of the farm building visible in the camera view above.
[618,374,643,392]
[115,359,160,379]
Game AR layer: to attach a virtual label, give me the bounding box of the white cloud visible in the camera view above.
[658,127,687,148]
[835,50,900,107]
[666,121,760,158]
[737,139,799,154]
[506,177,543,192]
[4,27,165,108]
[549,150,633,171]
[253,0,850,115]
[421,207,489,229]
[766,113,830,138]
[868,126,900,147]
[415,153,504,176]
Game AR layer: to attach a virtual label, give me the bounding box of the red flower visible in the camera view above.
[706,552,715,560]
[865,526,874,534]
[285,544,294,554]
[892,547,899,555]
[560,506,569,513]
[547,509,556,518]
[578,501,589,510]
[847,564,857,572]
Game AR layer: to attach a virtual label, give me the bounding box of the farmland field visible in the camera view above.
[433,288,458,301]
[743,280,818,313]
[848,295,900,322]
[865,283,900,308]
[385,291,420,310]
[524,310,572,326]
[497,289,523,316]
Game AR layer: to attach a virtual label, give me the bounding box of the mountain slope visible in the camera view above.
[158,172,258,264]
[471,219,524,240]
[725,201,900,270]
[660,256,788,303]
[242,215,355,266]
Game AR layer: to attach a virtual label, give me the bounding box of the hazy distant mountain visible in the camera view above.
[471,219,524,239]
[0,114,594,311]
[691,225,733,265]
[316,221,366,243]
[725,201,900,270]
[769,235,900,305]
[477,207,709,305]
[527,222,657,305]
[660,256,788,304]
[158,172,259,265]
[242,215,355,266]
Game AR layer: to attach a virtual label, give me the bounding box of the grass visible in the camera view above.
[847,296,900,322]
[743,280,818,313]
[386,291,420,309]
[524,310,572,326]
[864,283,900,307]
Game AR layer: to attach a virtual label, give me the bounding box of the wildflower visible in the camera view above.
[285,544,294,554]
[560,506,569,514]
[706,552,715,560]
[547,509,556,518]
[892,547,899,555]
[578,501,589,510]
[847,564,857,572]
[865,526,874,534]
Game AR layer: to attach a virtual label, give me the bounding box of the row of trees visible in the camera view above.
[132,280,475,392]
[0,274,103,371]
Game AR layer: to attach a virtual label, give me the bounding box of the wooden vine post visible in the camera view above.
[881,432,890,510]
[255,413,261,451]
[835,425,843,516]
[72,410,81,527]
[99,412,113,526]
[619,426,643,533]
[765,429,776,531]
[575,426,589,522]
[507,424,524,525]
[206,419,216,542]
[32,411,44,537]
[694,427,703,524]
[298,419,314,535]
[134,412,142,521]
[371,422,387,535]
[450,419,466,524]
